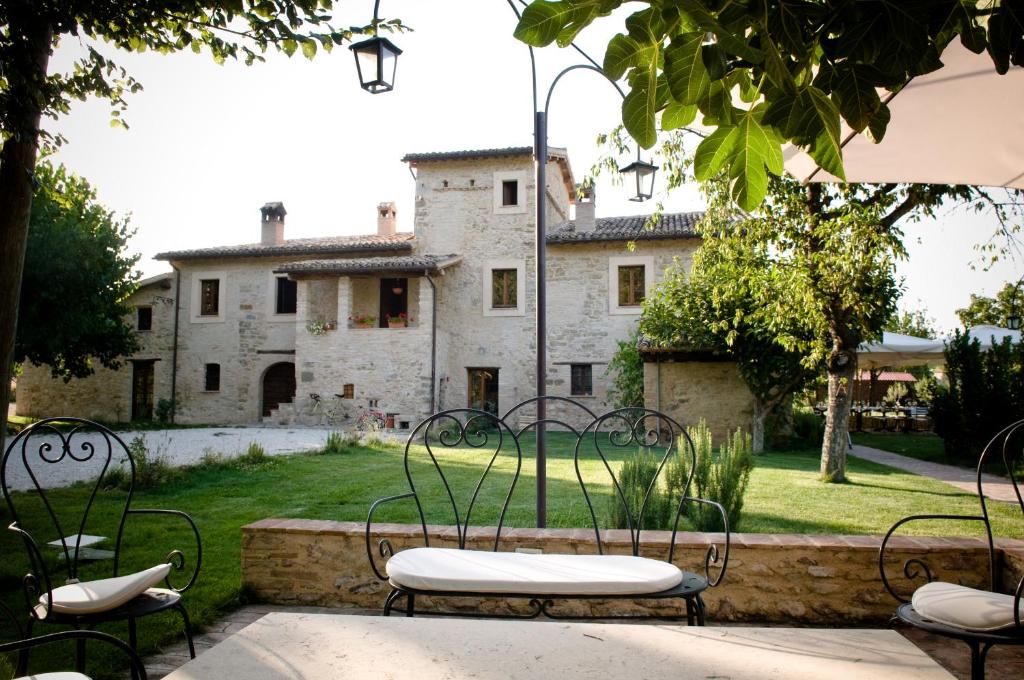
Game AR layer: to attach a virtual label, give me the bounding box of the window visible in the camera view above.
[343,384,354,399]
[137,306,152,331]
[570,364,593,396]
[468,368,499,415]
[617,265,646,307]
[275,276,297,314]
[502,180,518,206]
[491,269,517,308]
[204,363,221,392]
[200,279,220,316]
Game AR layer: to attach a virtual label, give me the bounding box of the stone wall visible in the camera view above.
[644,360,756,444]
[16,276,177,422]
[242,519,1020,625]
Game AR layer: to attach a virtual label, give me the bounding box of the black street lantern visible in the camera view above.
[619,158,658,202]
[350,36,402,94]
[1009,313,1021,331]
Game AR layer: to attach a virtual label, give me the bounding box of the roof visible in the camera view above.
[136,272,174,289]
[155,233,414,261]
[547,212,704,244]
[402,146,575,202]
[274,254,462,277]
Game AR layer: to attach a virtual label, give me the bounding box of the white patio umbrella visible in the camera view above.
[784,42,1024,189]
[966,324,1022,347]
[857,331,946,368]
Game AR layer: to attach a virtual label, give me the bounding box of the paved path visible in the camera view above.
[850,444,1021,503]
[138,604,1023,680]
[3,425,406,491]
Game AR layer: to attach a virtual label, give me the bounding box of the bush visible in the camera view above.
[154,398,177,424]
[322,430,360,455]
[607,447,670,530]
[789,410,824,449]
[677,420,754,532]
[884,382,908,405]
[931,331,1024,462]
[234,442,270,470]
[605,327,644,408]
[105,435,180,490]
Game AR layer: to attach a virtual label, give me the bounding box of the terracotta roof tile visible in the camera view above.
[274,254,462,276]
[401,147,566,163]
[155,233,414,261]
[547,212,704,244]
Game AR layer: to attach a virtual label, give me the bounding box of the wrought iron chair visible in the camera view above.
[0,600,148,679]
[576,407,730,624]
[879,418,1024,680]
[1,418,201,677]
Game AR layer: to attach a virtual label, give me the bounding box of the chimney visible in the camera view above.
[260,202,286,245]
[377,201,397,236]
[575,184,596,232]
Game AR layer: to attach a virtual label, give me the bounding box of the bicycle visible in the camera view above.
[305,393,347,426]
[355,406,387,431]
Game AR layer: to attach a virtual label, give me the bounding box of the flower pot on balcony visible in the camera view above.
[388,320,406,329]
[355,322,374,329]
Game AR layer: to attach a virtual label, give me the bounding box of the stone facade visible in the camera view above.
[16,274,177,422]
[643,359,757,443]
[241,518,1024,624]
[17,146,754,436]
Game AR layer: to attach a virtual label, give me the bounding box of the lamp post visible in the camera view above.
[1008,274,1024,331]
[356,0,657,527]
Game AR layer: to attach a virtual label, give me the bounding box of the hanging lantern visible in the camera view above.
[350,36,402,94]
[618,158,658,202]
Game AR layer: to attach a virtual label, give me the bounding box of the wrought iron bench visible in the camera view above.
[879,418,1024,680]
[365,398,730,623]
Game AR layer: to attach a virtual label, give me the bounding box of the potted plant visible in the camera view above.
[306,318,329,336]
[348,314,377,329]
[387,312,412,328]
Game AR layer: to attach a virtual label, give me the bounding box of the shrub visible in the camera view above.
[234,442,270,470]
[322,430,360,455]
[154,398,177,424]
[607,447,670,530]
[789,410,824,449]
[605,326,644,408]
[106,435,179,490]
[676,420,754,532]
[884,382,908,405]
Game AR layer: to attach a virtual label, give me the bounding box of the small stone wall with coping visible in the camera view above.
[241,519,1024,625]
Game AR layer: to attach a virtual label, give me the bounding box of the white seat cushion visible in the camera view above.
[18,674,91,680]
[386,547,683,595]
[40,563,171,615]
[913,581,1024,632]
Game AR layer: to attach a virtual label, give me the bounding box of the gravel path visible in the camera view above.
[3,426,405,491]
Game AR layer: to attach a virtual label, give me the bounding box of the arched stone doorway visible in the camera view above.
[262,362,296,417]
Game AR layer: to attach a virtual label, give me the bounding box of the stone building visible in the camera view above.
[18,146,744,431]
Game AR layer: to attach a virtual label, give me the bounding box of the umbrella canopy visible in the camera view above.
[966,324,1022,347]
[784,42,1024,189]
[857,332,946,368]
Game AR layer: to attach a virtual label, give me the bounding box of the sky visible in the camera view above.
[45,0,1021,335]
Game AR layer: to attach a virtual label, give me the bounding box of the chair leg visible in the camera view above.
[174,602,197,658]
[15,618,33,676]
[694,595,706,626]
[75,633,86,673]
[383,589,402,616]
[966,640,991,680]
[405,593,416,618]
[128,617,139,680]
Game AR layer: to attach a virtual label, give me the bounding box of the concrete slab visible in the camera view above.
[163,613,953,680]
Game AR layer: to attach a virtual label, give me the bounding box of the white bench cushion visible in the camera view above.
[913,581,1024,632]
[40,563,171,615]
[386,547,683,595]
[19,674,91,680]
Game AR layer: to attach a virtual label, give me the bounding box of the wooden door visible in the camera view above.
[131,361,155,421]
[467,368,499,415]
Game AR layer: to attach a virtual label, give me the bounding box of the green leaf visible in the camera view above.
[763,86,844,180]
[701,43,728,80]
[726,113,778,209]
[693,125,737,182]
[804,87,845,179]
[676,0,764,64]
[865,103,891,144]
[514,1,597,47]
[761,36,795,93]
[661,103,697,130]
[301,39,317,60]
[622,69,658,148]
[831,64,882,132]
[282,38,298,57]
[604,34,643,80]
[664,32,709,104]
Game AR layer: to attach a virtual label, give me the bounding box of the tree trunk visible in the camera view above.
[0,12,52,454]
[820,348,857,482]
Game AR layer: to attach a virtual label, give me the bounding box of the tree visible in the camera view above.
[0,2,402,448]
[640,255,815,453]
[515,1,1024,209]
[956,281,1024,327]
[17,161,139,380]
[605,326,644,408]
[887,308,938,339]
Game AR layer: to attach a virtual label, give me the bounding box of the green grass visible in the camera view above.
[851,432,952,464]
[2,432,1019,678]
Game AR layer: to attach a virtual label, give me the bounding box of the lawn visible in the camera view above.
[1,432,1017,678]
[851,431,954,465]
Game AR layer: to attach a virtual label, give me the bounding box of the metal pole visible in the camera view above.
[534,110,547,528]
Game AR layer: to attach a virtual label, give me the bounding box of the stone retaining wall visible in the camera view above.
[242,519,1024,625]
